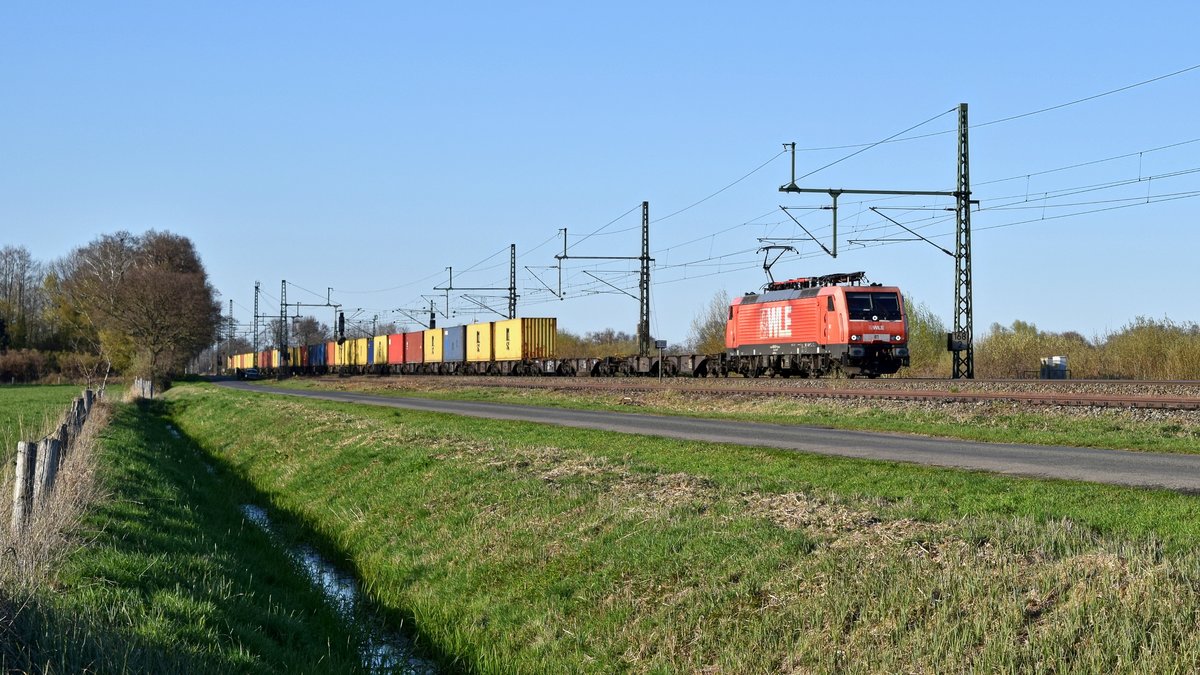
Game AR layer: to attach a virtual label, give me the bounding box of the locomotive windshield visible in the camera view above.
[845,292,902,321]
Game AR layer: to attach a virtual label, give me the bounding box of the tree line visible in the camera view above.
[0,232,222,386]
[678,291,1200,380]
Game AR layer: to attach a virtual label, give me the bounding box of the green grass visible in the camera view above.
[164,382,1200,672]
[2,400,384,674]
[0,384,82,452]
[268,377,1200,454]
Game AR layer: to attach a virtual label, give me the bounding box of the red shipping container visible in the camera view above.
[387,333,406,365]
[300,346,308,368]
[403,331,424,364]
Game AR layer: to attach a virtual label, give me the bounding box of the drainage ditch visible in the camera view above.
[240,504,437,674]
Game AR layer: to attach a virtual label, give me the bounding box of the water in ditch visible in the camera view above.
[240,504,437,674]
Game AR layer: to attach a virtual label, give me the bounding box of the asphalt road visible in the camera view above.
[219,381,1200,493]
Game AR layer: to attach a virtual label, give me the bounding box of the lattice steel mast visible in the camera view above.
[252,281,260,368]
[638,202,651,357]
[434,244,520,321]
[555,201,653,356]
[278,280,288,378]
[952,103,974,379]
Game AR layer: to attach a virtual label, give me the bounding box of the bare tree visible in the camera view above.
[0,245,49,348]
[50,230,221,389]
[687,290,730,354]
[46,232,140,384]
[116,262,221,387]
[292,316,331,345]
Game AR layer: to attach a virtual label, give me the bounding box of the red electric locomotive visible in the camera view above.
[723,271,908,378]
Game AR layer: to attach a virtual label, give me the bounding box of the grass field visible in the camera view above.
[0,384,82,454]
[161,382,1200,672]
[270,376,1200,454]
[2,399,386,673]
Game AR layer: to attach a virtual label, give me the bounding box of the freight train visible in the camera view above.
[228,272,909,379]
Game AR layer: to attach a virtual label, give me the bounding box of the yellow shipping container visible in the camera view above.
[353,337,369,366]
[424,328,443,363]
[270,349,280,369]
[373,335,389,365]
[493,318,556,361]
[336,339,354,367]
[466,322,493,362]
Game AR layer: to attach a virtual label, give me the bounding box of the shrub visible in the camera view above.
[0,349,49,383]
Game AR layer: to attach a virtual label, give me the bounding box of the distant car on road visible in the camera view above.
[241,368,261,380]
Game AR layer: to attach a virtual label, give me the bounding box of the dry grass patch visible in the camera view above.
[0,402,110,598]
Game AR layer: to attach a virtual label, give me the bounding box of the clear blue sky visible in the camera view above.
[3,3,1198,345]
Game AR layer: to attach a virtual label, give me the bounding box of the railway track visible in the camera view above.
[408,376,1200,411]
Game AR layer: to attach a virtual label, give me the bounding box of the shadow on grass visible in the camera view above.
[2,399,405,674]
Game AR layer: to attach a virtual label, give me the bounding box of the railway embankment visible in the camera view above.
[149,381,1200,672]
[2,397,386,673]
[11,379,1200,671]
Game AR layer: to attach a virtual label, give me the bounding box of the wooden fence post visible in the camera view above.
[84,388,94,413]
[73,397,86,435]
[32,435,62,507]
[58,416,72,457]
[57,424,68,462]
[10,441,36,534]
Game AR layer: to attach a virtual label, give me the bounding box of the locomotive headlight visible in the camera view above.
[850,335,859,341]
[893,334,903,341]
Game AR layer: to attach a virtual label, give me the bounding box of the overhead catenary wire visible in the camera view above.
[790,108,957,184]
[565,202,643,253]
[783,63,1200,152]
[651,149,788,224]
[242,64,1200,330]
[974,137,1200,187]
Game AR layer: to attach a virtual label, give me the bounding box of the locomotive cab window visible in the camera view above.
[845,292,902,321]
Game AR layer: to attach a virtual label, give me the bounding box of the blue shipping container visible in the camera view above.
[310,343,325,367]
[367,339,375,366]
[442,325,466,362]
